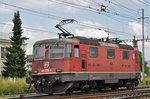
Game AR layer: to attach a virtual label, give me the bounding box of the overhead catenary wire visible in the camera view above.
[0,0,138,37]
[0,0,135,25]
[49,0,137,20]
[137,0,150,8]
[109,0,138,14]
[0,1,133,36]
[104,0,150,24]
[0,22,57,33]
[49,0,150,25]
[129,0,150,16]
[144,0,150,5]
[0,1,65,20]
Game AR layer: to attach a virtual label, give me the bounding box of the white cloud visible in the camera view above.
[1,22,13,33]
[0,5,15,14]
[138,42,150,60]
[15,0,51,7]
[23,28,52,41]
[58,0,90,14]
[114,0,144,5]
[22,28,56,54]
[75,28,109,38]
[128,22,147,37]
[74,20,112,38]
[82,20,102,27]
[128,22,150,60]
[64,6,78,13]
[63,0,90,7]
[74,0,90,6]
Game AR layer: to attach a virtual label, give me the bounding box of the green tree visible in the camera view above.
[139,52,150,76]
[2,11,28,79]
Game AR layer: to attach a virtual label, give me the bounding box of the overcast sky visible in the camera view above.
[0,0,150,60]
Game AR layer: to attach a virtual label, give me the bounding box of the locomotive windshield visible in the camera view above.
[50,44,64,58]
[33,43,72,60]
[33,45,45,60]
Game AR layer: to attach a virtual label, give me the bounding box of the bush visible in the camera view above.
[138,77,150,86]
[0,77,35,95]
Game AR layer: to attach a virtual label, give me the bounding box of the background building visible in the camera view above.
[0,33,27,75]
[27,55,32,71]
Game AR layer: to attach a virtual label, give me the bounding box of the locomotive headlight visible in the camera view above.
[56,68,62,72]
[33,70,38,74]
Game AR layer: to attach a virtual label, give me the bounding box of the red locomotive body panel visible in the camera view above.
[32,42,140,74]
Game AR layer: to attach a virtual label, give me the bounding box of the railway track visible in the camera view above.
[6,86,150,99]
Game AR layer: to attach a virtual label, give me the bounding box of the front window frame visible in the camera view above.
[65,43,72,58]
[49,43,65,59]
[33,44,46,60]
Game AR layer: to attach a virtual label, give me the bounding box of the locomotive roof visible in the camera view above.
[34,37,134,50]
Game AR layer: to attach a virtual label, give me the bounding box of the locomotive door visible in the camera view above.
[72,45,87,72]
[72,45,81,72]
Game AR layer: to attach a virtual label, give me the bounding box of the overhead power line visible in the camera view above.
[0,1,65,20]
[0,1,133,36]
[144,0,150,5]
[0,22,57,33]
[49,0,150,24]
[137,0,150,8]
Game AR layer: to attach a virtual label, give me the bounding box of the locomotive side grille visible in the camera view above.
[81,54,87,58]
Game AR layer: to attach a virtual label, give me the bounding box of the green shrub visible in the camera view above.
[138,77,150,86]
[0,77,35,95]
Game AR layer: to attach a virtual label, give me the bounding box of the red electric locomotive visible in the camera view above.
[26,36,141,94]
[26,19,141,94]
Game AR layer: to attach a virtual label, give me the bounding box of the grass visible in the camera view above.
[0,76,35,96]
[0,75,150,97]
[138,77,150,86]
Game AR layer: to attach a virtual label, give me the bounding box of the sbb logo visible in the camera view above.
[43,62,49,68]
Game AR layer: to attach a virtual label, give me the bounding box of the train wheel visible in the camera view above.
[112,86,118,90]
[65,89,73,94]
[51,82,73,93]
[111,84,118,90]
[48,93,53,95]
[127,85,132,90]
[97,87,102,91]
[127,82,135,90]
[85,88,91,93]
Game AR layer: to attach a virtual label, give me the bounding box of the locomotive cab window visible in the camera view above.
[107,49,115,59]
[50,44,64,58]
[123,51,129,60]
[74,45,79,58]
[33,45,45,60]
[89,47,98,58]
[65,44,72,58]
